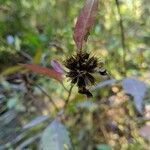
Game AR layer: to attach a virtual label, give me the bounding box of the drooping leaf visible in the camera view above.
[21,64,62,81]
[40,120,71,150]
[51,60,64,74]
[122,77,147,113]
[91,79,117,91]
[73,0,98,50]
[23,115,49,130]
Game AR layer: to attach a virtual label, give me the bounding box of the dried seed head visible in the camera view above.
[64,51,106,97]
[65,52,108,97]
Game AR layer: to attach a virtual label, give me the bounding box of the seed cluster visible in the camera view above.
[65,51,100,97]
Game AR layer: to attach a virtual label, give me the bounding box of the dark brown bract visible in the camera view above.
[65,51,99,97]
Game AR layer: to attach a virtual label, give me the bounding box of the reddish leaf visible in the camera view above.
[21,64,62,81]
[73,0,98,50]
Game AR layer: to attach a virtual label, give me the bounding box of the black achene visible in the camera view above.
[65,51,104,97]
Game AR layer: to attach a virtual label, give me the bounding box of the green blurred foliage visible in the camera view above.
[0,0,150,149]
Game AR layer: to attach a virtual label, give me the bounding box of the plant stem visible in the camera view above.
[64,84,74,109]
[115,0,126,76]
[59,81,69,92]
[35,84,59,111]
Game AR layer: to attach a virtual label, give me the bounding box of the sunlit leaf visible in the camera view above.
[73,0,98,50]
[33,49,42,64]
[40,120,71,150]
[122,77,147,113]
[51,60,64,74]
[21,64,62,81]
[23,115,49,130]
[0,65,23,76]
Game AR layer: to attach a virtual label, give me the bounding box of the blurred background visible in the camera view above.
[0,0,150,149]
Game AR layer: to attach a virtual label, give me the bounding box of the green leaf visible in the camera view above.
[33,49,42,64]
[40,120,71,150]
[0,65,23,76]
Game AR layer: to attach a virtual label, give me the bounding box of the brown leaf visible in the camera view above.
[21,64,62,81]
[73,0,98,50]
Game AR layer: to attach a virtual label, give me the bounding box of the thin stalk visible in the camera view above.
[35,84,59,111]
[115,0,126,76]
[64,84,74,109]
[59,81,69,92]
[56,84,74,119]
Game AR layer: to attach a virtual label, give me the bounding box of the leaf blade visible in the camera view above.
[0,65,23,76]
[21,64,62,81]
[40,120,71,150]
[122,77,147,113]
[73,0,98,50]
[23,115,49,130]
